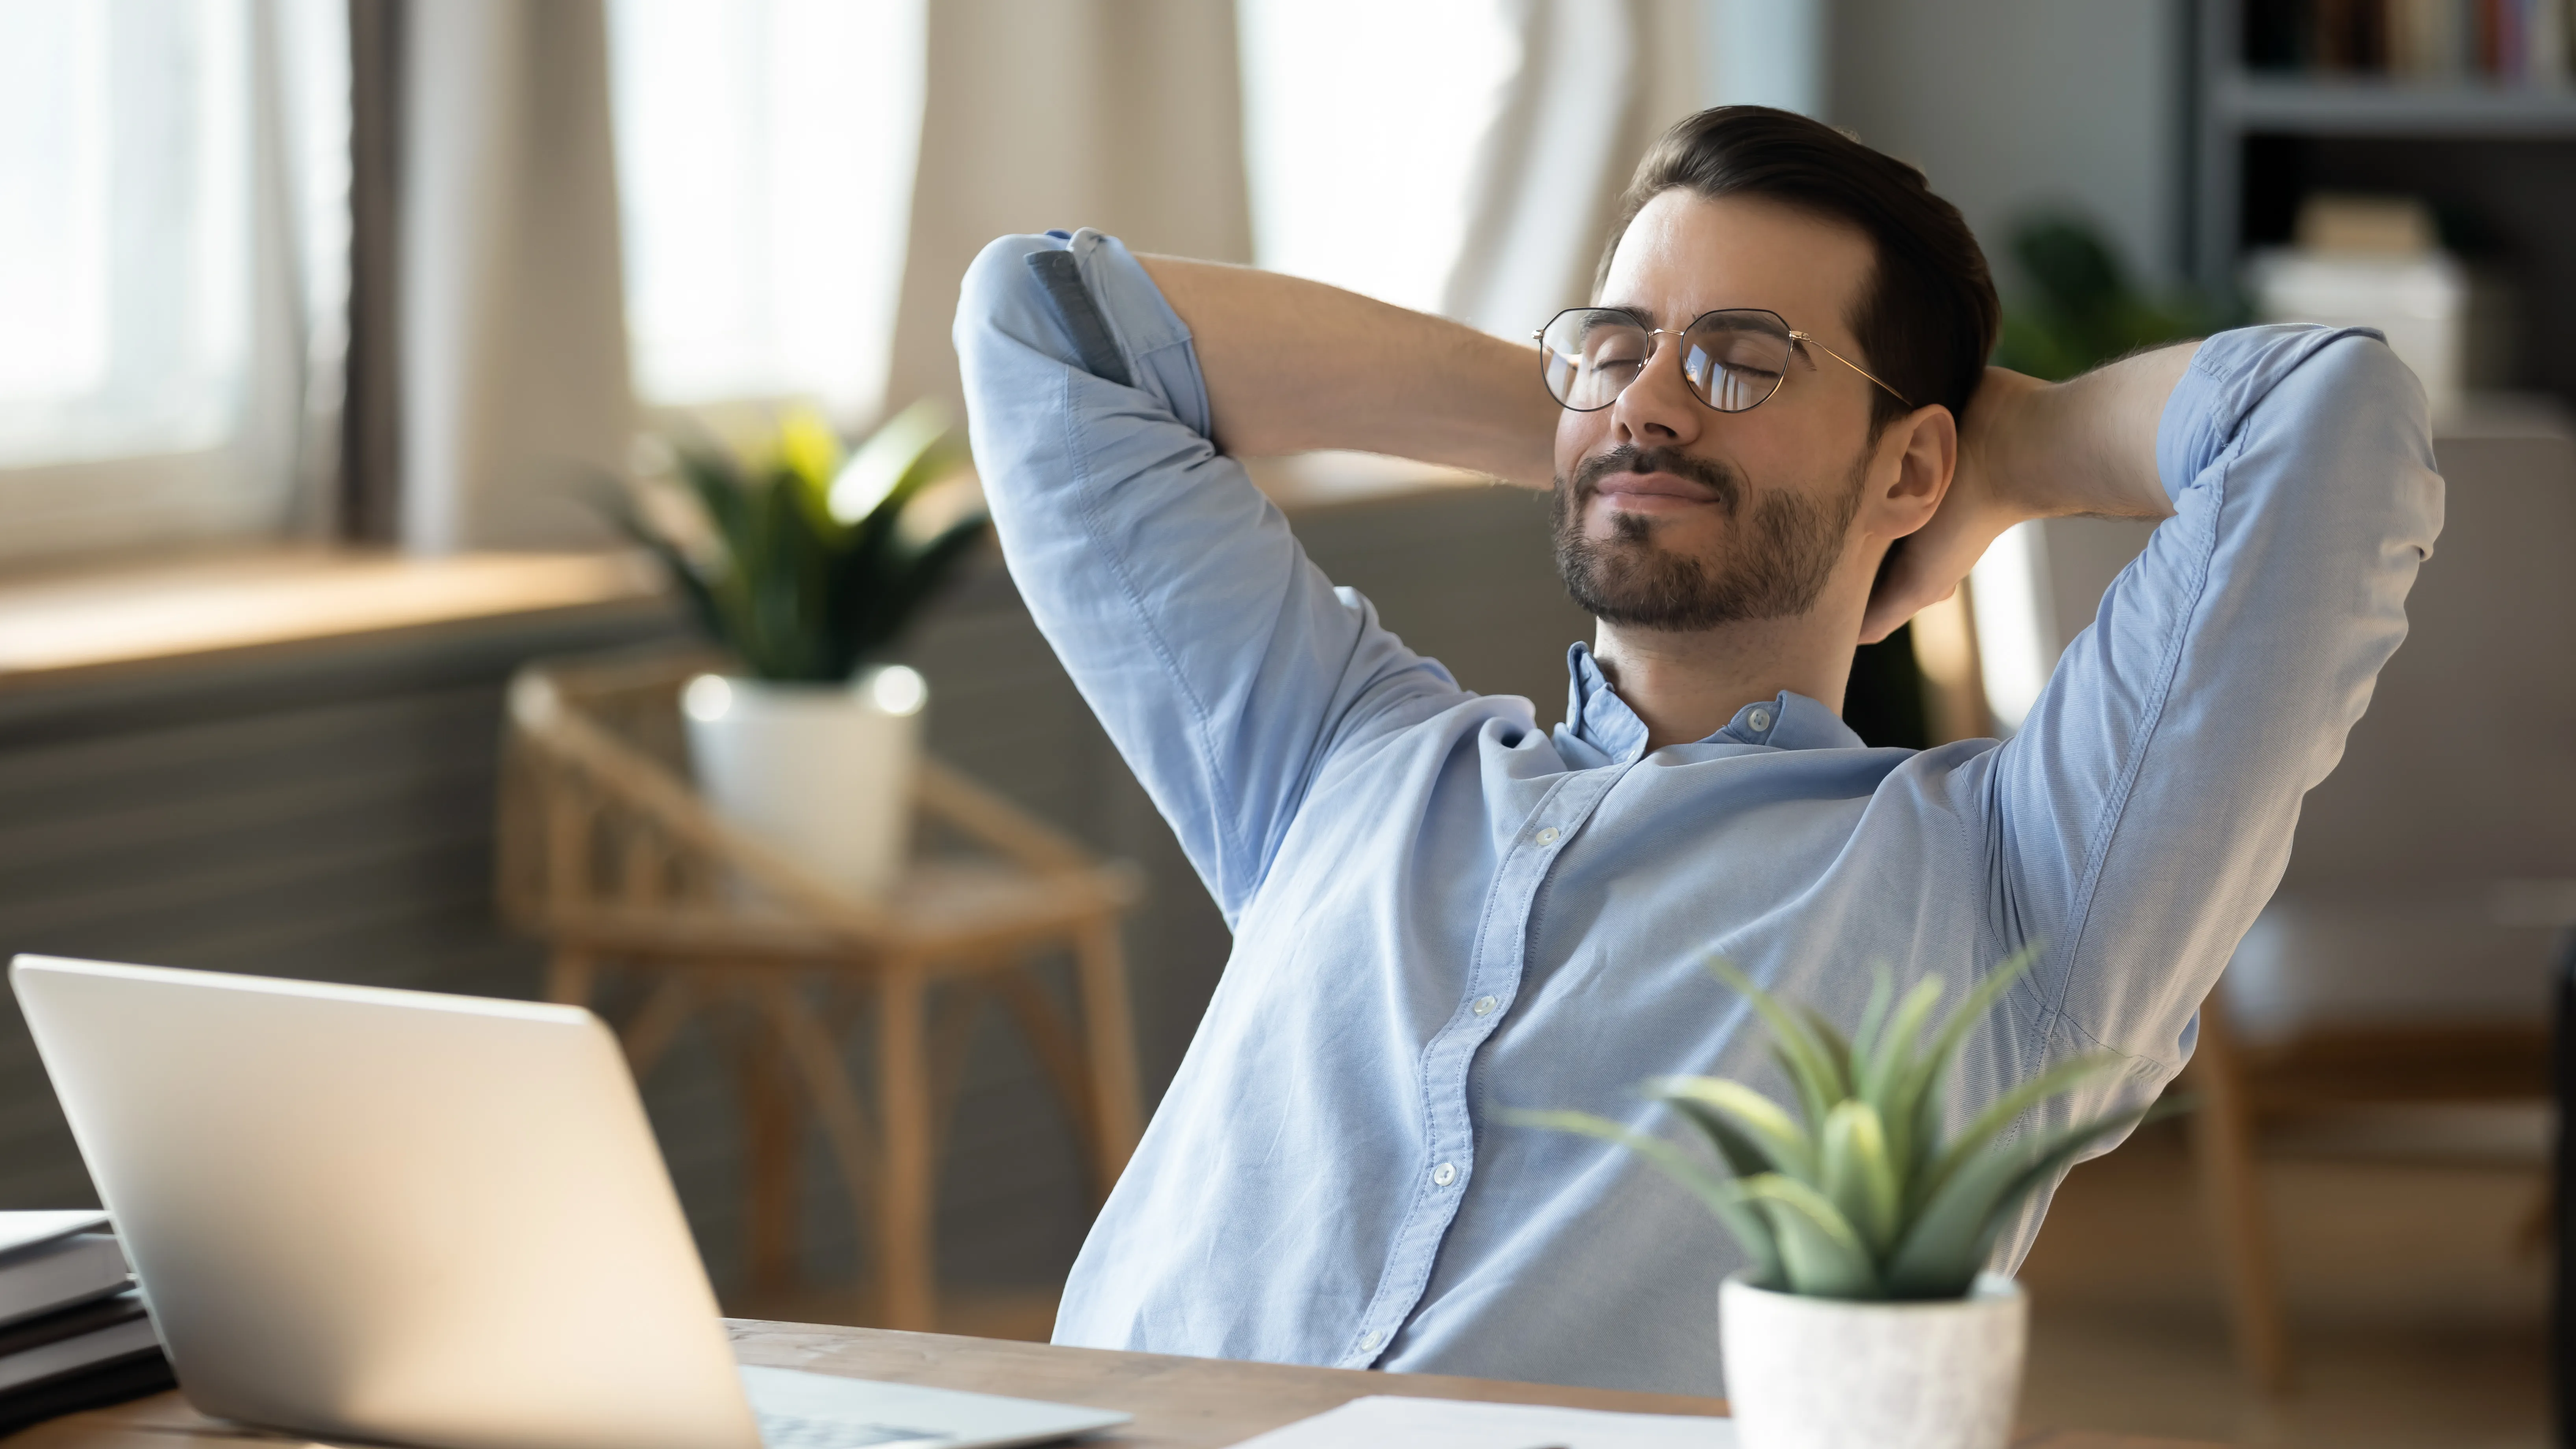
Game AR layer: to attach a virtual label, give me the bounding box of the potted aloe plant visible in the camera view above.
[610,400,986,898]
[1509,952,2161,1449]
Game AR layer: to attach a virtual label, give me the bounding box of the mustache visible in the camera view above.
[1565,445,1742,511]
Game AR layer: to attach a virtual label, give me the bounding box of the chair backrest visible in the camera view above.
[2033,413,2576,890]
[2279,418,2576,890]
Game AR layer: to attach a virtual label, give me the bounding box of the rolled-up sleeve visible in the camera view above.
[1983,325,2444,1104]
[953,230,1470,922]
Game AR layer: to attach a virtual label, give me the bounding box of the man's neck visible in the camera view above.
[1591,613,1859,751]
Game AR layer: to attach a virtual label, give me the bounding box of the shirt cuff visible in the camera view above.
[1055,228,1214,439]
[1064,228,1194,360]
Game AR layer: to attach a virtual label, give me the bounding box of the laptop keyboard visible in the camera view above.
[756,1410,956,1447]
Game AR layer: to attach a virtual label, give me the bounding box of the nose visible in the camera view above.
[1606,330,1704,450]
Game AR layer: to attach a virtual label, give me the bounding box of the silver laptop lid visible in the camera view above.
[11,954,762,1449]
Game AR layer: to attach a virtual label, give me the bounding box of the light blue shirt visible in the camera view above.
[953,228,2441,1395]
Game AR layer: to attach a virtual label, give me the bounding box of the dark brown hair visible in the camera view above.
[1597,106,1999,431]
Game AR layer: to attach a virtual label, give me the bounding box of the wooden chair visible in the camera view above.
[2186,913,2554,1394]
[495,649,1145,1330]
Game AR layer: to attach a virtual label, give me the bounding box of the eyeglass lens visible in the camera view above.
[1538,308,1796,413]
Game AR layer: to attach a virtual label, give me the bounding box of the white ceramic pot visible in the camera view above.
[1720,1272,2027,1449]
[680,666,927,899]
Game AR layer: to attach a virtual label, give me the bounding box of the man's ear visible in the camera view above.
[1869,403,1957,541]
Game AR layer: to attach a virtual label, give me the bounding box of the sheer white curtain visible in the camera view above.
[1236,0,1699,337]
[1442,0,1649,336]
[1234,0,1519,316]
[400,0,633,552]
[0,0,347,561]
[606,0,928,428]
[882,0,1252,414]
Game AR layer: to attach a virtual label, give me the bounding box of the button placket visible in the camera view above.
[1348,763,1628,1360]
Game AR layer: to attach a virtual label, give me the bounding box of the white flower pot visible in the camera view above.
[680,667,927,899]
[1720,1272,2027,1449]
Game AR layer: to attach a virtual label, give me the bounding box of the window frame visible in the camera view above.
[0,0,342,568]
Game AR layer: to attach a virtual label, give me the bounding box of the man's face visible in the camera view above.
[1552,191,1888,630]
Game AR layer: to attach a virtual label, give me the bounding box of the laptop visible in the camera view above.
[9,954,1130,1449]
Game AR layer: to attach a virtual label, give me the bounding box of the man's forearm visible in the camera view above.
[1864,341,2202,640]
[1994,341,2202,522]
[1135,256,1560,488]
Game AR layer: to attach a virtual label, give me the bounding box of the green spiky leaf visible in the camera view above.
[1642,1075,1816,1182]
[1882,1101,2157,1299]
[603,403,988,683]
[1514,941,2183,1303]
[1708,960,1844,1130]
[1498,1109,1782,1287]
[1740,1174,1877,1299]
[1850,967,1895,1073]
[1877,947,2042,1183]
[1820,1099,1902,1254]
[1914,1049,2128,1211]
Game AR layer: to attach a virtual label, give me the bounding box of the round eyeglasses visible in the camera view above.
[1533,307,1913,414]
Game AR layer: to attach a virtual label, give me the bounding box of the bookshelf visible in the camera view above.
[2213,72,2576,134]
[2189,0,2576,406]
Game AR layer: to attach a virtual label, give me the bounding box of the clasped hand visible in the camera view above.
[1860,353,2187,646]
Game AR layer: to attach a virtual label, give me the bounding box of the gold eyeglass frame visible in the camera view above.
[1532,306,1915,414]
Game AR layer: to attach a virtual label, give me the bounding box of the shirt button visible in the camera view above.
[1432,1162,1457,1187]
[1748,707,1774,732]
[1534,826,1559,844]
[1472,995,1497,1016]
[1359,1329,1383,1351]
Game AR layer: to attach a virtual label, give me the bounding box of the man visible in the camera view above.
[953,107,2439,1395]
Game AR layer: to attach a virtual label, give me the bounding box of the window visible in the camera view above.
[606,0,927,427]
[0,0,347,562]
[1234,0,1520,315]
[1970,521,2057,733]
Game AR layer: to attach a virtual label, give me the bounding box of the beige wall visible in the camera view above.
[1831,0,2186,288]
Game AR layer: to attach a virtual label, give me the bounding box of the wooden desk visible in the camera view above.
[3,1320,2223,1449]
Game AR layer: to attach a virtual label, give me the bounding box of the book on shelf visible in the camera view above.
[2246,0,2574,85]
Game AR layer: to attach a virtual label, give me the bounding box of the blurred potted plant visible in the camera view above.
[1508,954,2163,1449]
[1993,212,2231,382]
[610,400,986,898]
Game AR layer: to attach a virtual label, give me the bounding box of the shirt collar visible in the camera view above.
[1560,641,1864,760]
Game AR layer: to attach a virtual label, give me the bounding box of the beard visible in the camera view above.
[1551,443,1864,630]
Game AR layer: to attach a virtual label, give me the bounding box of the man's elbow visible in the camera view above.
[2268,331,2444,552]
[2334,334,2443,552]
[951,231,1078,382]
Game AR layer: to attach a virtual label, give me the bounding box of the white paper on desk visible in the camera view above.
[1227,1393,1737,1448]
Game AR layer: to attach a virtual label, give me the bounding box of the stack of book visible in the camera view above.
[0,1211,171,1432]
